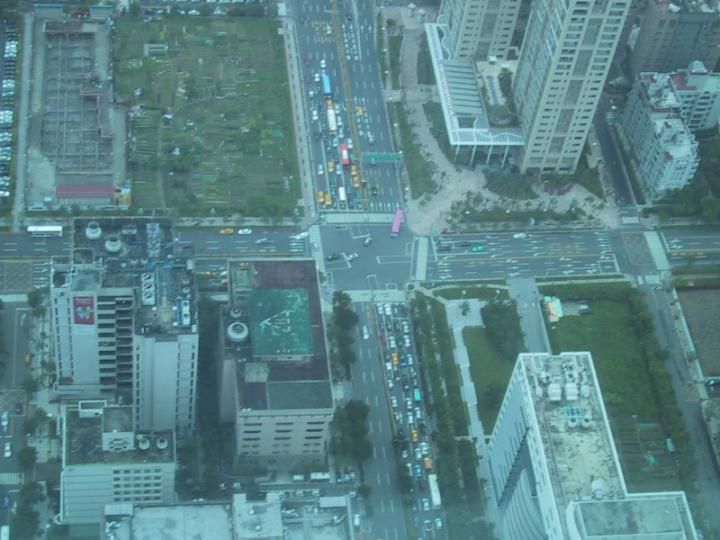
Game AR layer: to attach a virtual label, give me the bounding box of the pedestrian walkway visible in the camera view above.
[347,289,407,303]
[413,237,429,281]
[507,278,551,353]
[0,473,23,486]
[0,294,27,302]
[323,212,395,224]
[644,231,671,271]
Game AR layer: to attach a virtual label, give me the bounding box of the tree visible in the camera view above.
[17,446,37,472]
[11,505,40,540]
[26,288,47,318]
[357,484,372,498]
[22,376,39,398]
[481,301,524,360]
[199,3,213,16]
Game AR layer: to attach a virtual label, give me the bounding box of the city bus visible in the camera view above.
[428,473,442,509]
[321,73,332,97]
[339,143,350,167]
[326,108,337,133]
[390,208,404,237]
[27,225,63,237]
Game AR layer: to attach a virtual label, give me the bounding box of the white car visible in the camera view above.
[415,447,423,461]
[388,336,396,349]
[317,164,324,176]
[320,58,326,69]
[513,232,528,239]
[390,396,398,408]
[422,498,430,511]
[403,335,412,348]
[293,231,310,240]
[361,325,369,340]
[3,442,11,458]
[311,109,319,122]
[384,304,392,316]
[314,72,320,83]
[346,252,358,261]
[237,228,252,235]
[1,412,7,433]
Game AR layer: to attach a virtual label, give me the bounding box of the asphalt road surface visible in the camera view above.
[426,230,620,281]
[662,228,720,268]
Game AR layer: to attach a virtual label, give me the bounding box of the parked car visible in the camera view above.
[219,228,234,235]
[237,228,252,235]
[3,442,11,458]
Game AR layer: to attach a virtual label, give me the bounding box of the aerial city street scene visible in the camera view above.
[0,0,720,538]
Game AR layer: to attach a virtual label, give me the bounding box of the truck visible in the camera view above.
[423,457,433,471]
[428,473,442,509]
[337,186,347,203]
[309,472,331,482]
[326,108,337,132]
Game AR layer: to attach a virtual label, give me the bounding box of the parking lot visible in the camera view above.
[0,19,18,202]
[374,301,445,538]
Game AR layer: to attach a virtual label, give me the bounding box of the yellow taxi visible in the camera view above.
[327,160,335,174]
[317,191,325,204]
[219,228,234,235]
[324,192,332,207]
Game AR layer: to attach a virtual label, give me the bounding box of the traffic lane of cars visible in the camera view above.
[375,302,444,537]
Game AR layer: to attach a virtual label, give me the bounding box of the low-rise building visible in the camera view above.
[103,492,352,540]
[670,61,720,132]
[217,259,334,468]
[621,74,699,200]
[489,352,699,539]
[60,401,176,527]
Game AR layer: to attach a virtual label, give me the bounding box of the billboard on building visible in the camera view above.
[73,296,95,325]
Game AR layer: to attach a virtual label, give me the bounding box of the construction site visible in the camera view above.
[26,7,128,209]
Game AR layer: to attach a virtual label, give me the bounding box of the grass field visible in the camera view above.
[546,297,658,421]
[113,16,299,215]
[463,326,514,432]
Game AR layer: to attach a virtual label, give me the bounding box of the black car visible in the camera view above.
[370,185,378,196]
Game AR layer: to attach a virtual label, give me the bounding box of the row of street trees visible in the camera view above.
[329,400,372,464]
[327,291,359,380]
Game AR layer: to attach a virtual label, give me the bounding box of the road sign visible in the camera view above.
[362,152,404,163]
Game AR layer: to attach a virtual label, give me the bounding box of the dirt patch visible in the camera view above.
[678,288,720,377]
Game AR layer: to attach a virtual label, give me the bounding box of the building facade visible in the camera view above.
[621,73,699,199]
[513,0,630,173]
[217,259,334,467]
[51,218,198,436]
[489,352,699,540]
[630,0,720,78]
[670,61,720,131]
[60,402,176,526]
[439,0,521,61]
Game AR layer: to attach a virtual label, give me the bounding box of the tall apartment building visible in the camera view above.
[439,0,521,60]
[630,0,720,78]
[513,0,630,173]
[217,259,334,467]
[60,401,176,526]
[489,352,699,539]
[621,72,699,199]
[670,61,720,131]
[50,218,198,436]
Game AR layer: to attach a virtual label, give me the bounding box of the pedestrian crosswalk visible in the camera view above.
[323,212,394,224]
[347,289,407,303]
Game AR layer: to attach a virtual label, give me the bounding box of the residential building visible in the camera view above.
[50,218,198,436]
[439,0,521,61]
[621,73,699,199]
[102,493,352,540]
[670,61,720,131]
[629,0,720,78]
[488,352,699,540]
[217,259,334,467]
[60,401,176,526]
[513,0,630,173]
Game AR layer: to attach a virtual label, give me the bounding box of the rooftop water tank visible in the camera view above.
[85,221,102,240]
[230,307,243,319]
[227,322,249,343]
[137,437,151,451]
[104,235,122,253]
[156,437,169,450]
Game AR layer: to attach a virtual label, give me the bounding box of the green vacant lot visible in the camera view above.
[463,326,514,433]
[546,296,657,421]
[113,16,299,215]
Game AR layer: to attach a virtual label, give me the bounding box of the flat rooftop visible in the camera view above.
[224,259,332,411]
[129,503,234,540]
[64,405,174,466]
[51,218,196,336]
[520,353,698,539]
[521,353,625,508]
[232,492,283,539]
[574,494,698,539]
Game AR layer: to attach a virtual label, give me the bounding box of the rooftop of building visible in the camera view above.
[655,0,720,13]
[519,353,626,509]
[640,73,682,110]
[652,117,697,159]
[122,502,234,540]
[233,492,283,539]
[51,218,196,336]
[518,353,699,539]
[223,259,333,411]
[64,402,175,466]
[671,61,720,94]
[573,493,698,539]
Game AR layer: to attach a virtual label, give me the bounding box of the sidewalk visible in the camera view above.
[416,286,500,531]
